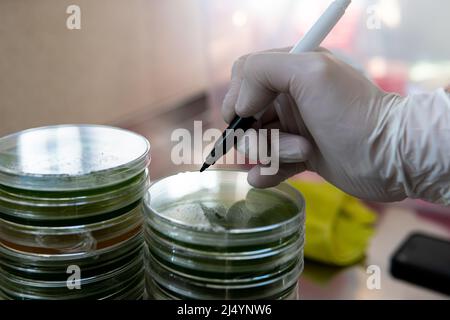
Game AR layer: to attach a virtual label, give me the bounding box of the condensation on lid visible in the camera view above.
[0,125,150,191]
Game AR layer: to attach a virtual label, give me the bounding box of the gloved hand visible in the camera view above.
[222,48,450,204]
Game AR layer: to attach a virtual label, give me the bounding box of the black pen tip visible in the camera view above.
[200,163,209,173]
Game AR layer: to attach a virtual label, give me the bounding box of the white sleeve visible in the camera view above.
[397,88,450,205]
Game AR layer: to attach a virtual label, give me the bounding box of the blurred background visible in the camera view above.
[1,0,450,299]
[1,0,450,176]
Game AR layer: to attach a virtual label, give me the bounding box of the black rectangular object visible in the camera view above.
[390,232,450,296]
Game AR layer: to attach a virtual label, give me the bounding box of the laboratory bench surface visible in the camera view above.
[120,94,450,300]
[299,203,450,300]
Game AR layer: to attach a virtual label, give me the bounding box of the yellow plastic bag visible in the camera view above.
[289,179,377,266]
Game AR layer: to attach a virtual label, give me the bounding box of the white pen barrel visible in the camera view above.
[290,0,351,54]
[253,0,351,121]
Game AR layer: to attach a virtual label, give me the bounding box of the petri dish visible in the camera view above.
[144,171,304,245]
[143,170,305,300]
[0,125,150,191]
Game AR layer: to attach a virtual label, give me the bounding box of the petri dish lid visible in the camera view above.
[0,125,150,191]
[144,170,305,246]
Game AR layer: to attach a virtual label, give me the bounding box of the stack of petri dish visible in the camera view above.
[0,125,150,300]
[143,170,305,300]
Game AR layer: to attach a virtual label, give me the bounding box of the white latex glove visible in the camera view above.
[222,49,450,205]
